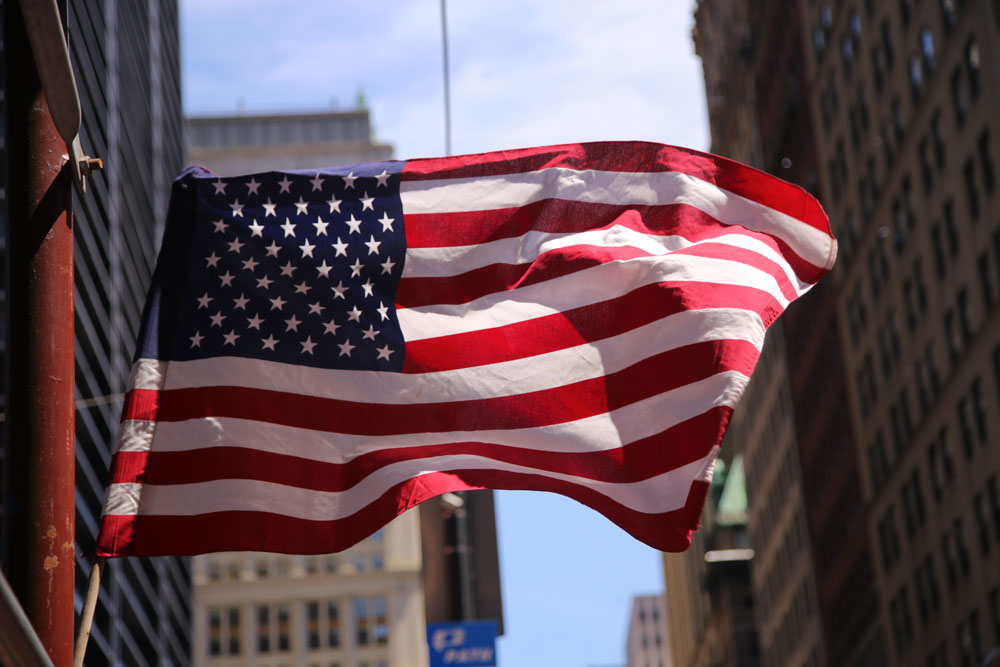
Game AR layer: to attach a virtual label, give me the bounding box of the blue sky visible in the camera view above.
[181,2,707,664]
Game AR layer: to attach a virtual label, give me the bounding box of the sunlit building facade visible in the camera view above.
[626,594,672,667]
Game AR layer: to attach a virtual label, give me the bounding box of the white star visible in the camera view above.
[223,330,240,346]
[364,235,381,256]
[212,218,228,233]
[337,339,356,357]
[233,293,250,310]
[269,295,286,310]
[280,261,296,277]
[247,313,264,330]
[345,214,362,234]
[246,177,262,195]
[294,280,311,294]
[327,196,342,213]
[313,217,329,236]
[316,260,333,278]
[323,318,340,335]
[242,256,259,272]
[294,197,309,216]
[227,238,245,254]
[361,279,374,297]
[301,336,317,355]
[331,282,348,299]
[299,239,316,258]
[377,301,389,321]
[262,198,277,217]
[278,176,292,193]
[190,331,204,348]
[248,219,264,237]
[219,271,235,287]
[376,344,393,361]
[280,218,297,238]
[197,293,213,309]
[380,257,397,275]
[332,237,349,257]
[230,199,244,217]
[347,306,362,323]
[310,174,325,191]
[342,172,358,189]
[261,335,278,351]
[374,169,391,187]
[308,301,325,315]
[265,241,281,258]
[377,212,395,232]
[212,179,227,195]
[205,252,221,268]
[349,258,364,278]
[210,311,226,327]
[256,274,273,290]
[285,314,302,332]
[362,325,378,341]
[360,192,375,211]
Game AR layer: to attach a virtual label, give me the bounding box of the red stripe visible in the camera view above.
[398,240,798,310]
[402,281,780,373]
[401,141,830,238]
[122,339,760,435]
[97,469,713,557]
[403,200,822,286]
[111,405,732,489]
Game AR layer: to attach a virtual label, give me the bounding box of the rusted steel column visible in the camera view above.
[4,0,76,664]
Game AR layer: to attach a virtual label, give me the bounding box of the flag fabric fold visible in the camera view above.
[96,140,834,557]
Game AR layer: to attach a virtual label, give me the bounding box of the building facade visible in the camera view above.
[626,594,672,667]
[186,110,393,177]
[803,1,1000,664]
[2,1,192,665]
[692,1,1000,666]
[692,3,831,666]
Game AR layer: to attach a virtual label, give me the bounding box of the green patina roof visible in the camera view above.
[715,454,747,526]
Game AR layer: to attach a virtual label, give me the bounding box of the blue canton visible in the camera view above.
[149,162,406,372]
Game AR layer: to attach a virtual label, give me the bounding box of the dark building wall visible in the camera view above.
[748,3,884,664]
[69,1,191,663]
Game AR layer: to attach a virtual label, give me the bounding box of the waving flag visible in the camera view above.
[96,141,835,557]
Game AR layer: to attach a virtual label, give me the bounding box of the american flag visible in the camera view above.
[96,141,835,557]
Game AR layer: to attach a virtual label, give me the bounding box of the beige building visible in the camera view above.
[186,109,393,177]
[192,513,427,667]
[625,595,672,667]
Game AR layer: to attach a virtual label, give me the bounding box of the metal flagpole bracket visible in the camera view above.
[21,0,102,194]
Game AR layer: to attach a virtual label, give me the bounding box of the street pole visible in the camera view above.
[3,0,77,664]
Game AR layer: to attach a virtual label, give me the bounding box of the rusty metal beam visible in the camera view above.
[3,0,77,664]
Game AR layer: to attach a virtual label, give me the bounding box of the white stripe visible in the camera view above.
[105,444,718,518]
[399,168,834,272]
[399,253,788,342]
[118,369,750,457]
[403,225,811,294]
[127,307,763,403]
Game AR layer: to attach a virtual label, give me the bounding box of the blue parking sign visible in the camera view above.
[427,621,498,667]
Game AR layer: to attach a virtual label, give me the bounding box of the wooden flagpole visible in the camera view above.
[72,557,105,667]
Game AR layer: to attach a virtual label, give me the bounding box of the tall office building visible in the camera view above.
[803,2,1000,664]
[693,1,1000,666]
[184,109,503,667]
[2,1,192,665]
[625,594,672,667]
[692,3,830,666]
